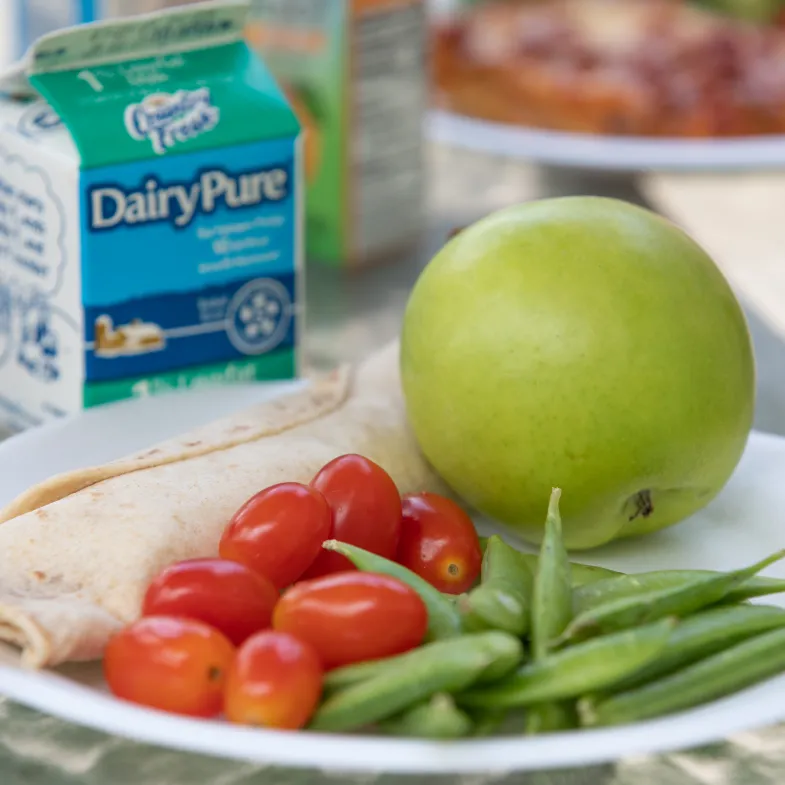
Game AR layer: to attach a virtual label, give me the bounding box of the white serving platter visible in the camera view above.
[427,110,785,174]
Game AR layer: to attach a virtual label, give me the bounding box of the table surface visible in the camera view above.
[3,143,785,784]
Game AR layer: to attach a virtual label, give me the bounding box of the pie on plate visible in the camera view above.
[432,0,785,137]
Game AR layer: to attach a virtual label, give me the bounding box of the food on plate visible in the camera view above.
[0,343,446,668]
[401,196,755,549]
[101,479,785,734]
[432,0,785,137]
[142,558,279,646]
[219,483,333,589]
[10,405,785,737]
[303,454,403,578]
[103,616,235,719]
[224,630,323,730]
[272,572,429,668]
[396,492,483,594]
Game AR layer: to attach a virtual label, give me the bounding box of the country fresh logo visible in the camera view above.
[123,88,220,155]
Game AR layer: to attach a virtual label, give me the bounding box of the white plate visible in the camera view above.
[2,386,785,774]
[427,110,785,173]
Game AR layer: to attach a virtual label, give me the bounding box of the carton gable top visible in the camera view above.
[3,0,300,170]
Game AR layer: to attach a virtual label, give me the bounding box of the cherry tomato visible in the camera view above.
[302,454,402,578]
[219,482,332,588]
[396,492,482,595]
[104,616,235,717]
[224,630,323,729]
[142,558,279,646]
[273,571,428,668]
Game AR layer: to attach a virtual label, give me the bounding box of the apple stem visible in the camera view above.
[628,490,654,521]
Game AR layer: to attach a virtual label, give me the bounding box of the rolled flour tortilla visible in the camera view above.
[0,342,446,668]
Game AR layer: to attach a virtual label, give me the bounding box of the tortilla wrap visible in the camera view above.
[0,342,446,668]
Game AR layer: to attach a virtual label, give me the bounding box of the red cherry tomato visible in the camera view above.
[104,616,235,717]
[142,558,279,646]
[219,482,332,588]
[273,571,428,669]
[224,630,323,729]
[302,454,402,578]
[396,492,482,595]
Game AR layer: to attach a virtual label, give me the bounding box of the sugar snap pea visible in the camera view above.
[322,540,462,640]
[575,571,785,614]
[379,693,473,739]
[459,535,533,636]
[531,488,572,659]
[607,603,785,693]
[310,631,523,732]
[558,550,785,643]
[324,630,524,692]
[581,626,785,727]
[458,618,675,709]
[514,552,622,586]
[527,488,574,733]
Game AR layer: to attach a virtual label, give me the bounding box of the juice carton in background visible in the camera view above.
[0,1,302,432]
[246,0,426,268]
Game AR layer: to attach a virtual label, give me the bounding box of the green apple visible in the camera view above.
[400,197,755,550]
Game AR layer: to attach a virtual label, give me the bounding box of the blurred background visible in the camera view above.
[3,0,785,425]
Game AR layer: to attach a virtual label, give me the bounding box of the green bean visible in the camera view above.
[310,631,523,732]
[527,488,574,733]
[513,552,622,586]
[324,648,431,692]
[531,488,572,658]
[581,626,785,727]
[459,535,533,636]
[558,550,785,643]
[324,629,524,692]
[575,571,785,614]
[322,539,462,640]
[379,693,473,739]
[608,603,785,693]
[457,618,675,709]
[568,561,624,586]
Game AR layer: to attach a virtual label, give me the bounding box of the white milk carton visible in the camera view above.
[0,1,302,431]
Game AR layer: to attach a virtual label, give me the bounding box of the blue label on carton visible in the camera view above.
[80,136,298,381]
